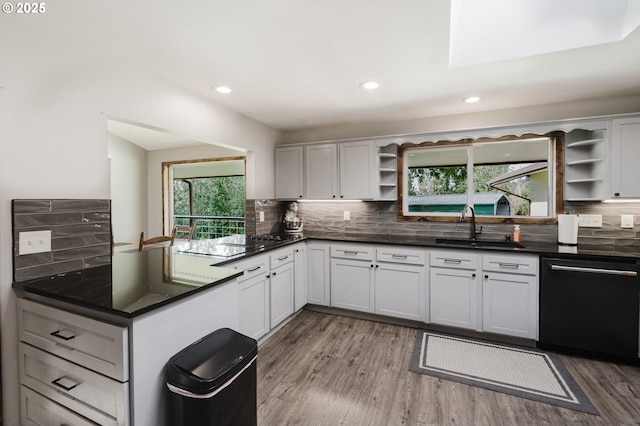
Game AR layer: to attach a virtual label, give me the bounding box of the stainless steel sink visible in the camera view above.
[435,238,525,249]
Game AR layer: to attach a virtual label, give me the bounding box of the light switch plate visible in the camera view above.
[19,230,52,255]
[621,214,634,229]
[343,211,350,221]
[578,214,602,228]
[259,211,265,222]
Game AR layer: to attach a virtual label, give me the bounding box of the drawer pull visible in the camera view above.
[51,376,80,392]
[343,250,359,255]
[443,259,462,264]
[277,255,290,261]
[391,254,408,259]
[246,265,262,272]
[50,330,76,341]
[498,262,519,269]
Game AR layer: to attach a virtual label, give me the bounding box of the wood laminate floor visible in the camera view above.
[256,310,640,426]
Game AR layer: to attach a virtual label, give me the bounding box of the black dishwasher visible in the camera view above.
[539,257,640,360]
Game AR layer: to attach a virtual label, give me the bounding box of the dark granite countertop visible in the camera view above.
[13,232,639,319]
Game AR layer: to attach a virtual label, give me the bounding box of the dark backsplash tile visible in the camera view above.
[12,199,112,282]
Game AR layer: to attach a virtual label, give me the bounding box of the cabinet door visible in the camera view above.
[482,272,538,339]
[305,143,338,199]
[375,262,427,321]
[275,146,304,200]
[238,273,270,340]
[307,243,331,306]
[610,117,640,198]
[331,258,375,313]
[339,140,376,199]
[294,245,307,311]
[270,262,294,328]
[430,267,478,330]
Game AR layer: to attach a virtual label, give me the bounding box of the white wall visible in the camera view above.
[109,133,148,243]
[0,17,281,425]
[283,94,640,143]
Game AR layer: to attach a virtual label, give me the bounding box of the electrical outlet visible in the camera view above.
[259,211,265,222]
[19,230,52,255]
[578,214,602,228]
[343,211,350,221]
[621,214,634,229]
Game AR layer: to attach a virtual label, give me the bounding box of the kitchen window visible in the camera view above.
[400,134,560,223]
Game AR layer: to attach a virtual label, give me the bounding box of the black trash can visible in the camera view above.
[166,328,258,426]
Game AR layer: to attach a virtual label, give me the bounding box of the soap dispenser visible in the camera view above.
[513,225,521,243]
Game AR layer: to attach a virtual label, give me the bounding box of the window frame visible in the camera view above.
[397,133,564,224]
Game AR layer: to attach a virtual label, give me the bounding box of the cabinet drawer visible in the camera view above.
[19,343,129,426]
[270,247,294,269]
[376,247,425,265]
[21,385,99,426]
[430,250,478,269]
[331,245,374,261]
[17,299,129,382]
[482,254,538,275]
[234,258,268,283]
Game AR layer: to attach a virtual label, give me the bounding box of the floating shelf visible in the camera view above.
[566,138,604,148]
[566,178,604,184]
[565,158,604,166]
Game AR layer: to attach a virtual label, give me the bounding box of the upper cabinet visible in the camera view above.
[305,143,339,199]
[275,146,304,200]
[276,140,396,201]
[610,116,640,199]
[564,128,606,201]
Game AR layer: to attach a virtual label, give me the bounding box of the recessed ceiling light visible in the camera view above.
[359,80,379,90]
[463,96,481,103]
[214,85,231,94]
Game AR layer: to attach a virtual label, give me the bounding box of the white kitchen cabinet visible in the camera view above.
[610,116,640,198]
[269,257,294,328]
[429,250,480,331]
[17,298,130,426]
[236,257,270,340]
[376,144,398,201]
[482,253,538,339]
[275,145,304,200]
[564,128,606,201]
[307,242,331,306]
[21,386,97,426]
[331,257,375,313]
[293,244,307,311]
[339,140,376,199]
[374,246,427,321]
[305,143,338,199]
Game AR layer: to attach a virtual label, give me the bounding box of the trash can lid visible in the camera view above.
[166,328,258,395]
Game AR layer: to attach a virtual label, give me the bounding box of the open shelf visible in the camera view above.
[565,158,603,166]
[376,144,398,201]
[564,129,606,201]
[566,138,604,148]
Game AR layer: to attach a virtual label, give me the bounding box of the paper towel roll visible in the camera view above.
[558,214,579,245]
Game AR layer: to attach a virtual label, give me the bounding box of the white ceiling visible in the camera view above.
[12,0,640,132]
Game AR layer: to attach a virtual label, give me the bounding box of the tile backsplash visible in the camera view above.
[247,199,640,252]
[12,199,112,282]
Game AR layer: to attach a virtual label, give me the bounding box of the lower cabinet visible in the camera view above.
[375,261,426,321]
[269,259,294,328]
[482,254,539,339]
[17,298,130,426]
[307,242,331,306]
[238,268,270,340]
[331,257,375,313]
[429,250,480,331]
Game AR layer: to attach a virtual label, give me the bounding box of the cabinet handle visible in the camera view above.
[343,250,359,255]
[443,259,462,264]
[472,273,476,278]
[615,192,620,197]
[272,271,277,276]
[50,330,76,341]
[485,274,489,279]
[277,255,290,261]
[391,254,408,259]
[498,262,519,269]
[247,265,262,272]
[51,376,80,392]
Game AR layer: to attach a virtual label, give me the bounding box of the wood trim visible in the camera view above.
[396,133,561,224]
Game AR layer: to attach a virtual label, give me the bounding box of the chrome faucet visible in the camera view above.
[460,204,482,240]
